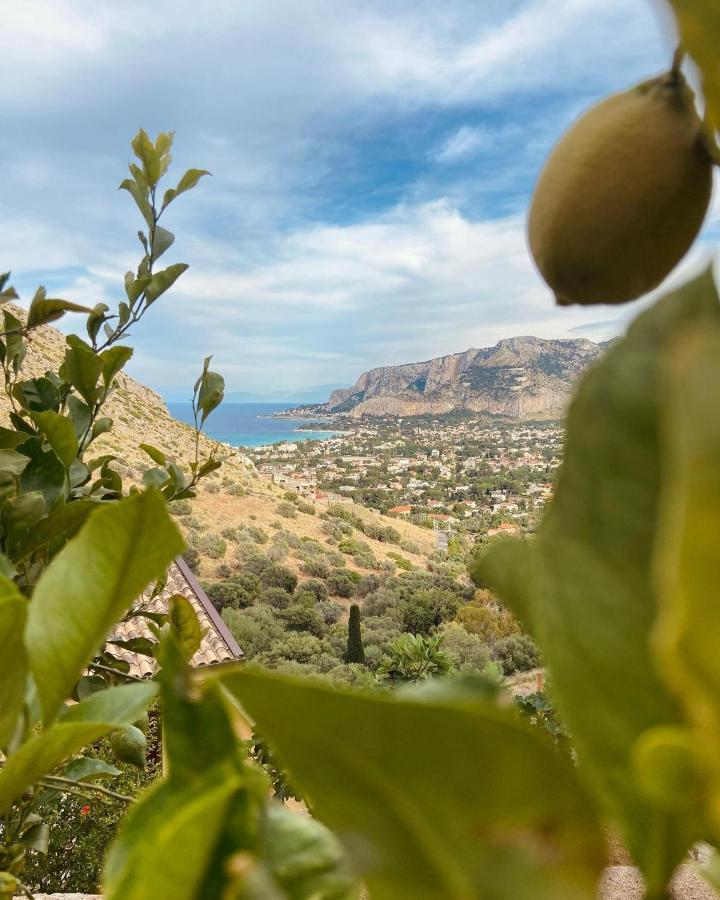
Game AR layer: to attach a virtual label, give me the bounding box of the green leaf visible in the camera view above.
[31,410,78,469]
[531,268,720,890]
[63,756,121,782]
[20,500,95,559]
[4,310,26,372]
[0,272,18,301]
[61,341,102,406]
[86,302,109,344]
[26,288,91,329]
[144,263,188,305]
[130,128,164,188]
[100,345,133,388]
[14,377,60,413]
[119,177,154,229]
[91,417,113,441]
[219,668,605,900]
[471,537,538,635]
[0,449,30,477]
[0,578,28,749]
[251,803,358,899]
[169,594,204,662]
[20,822,49,854]
[104,762,242,900]
[152,225,174,261]
[108,636,157,657]
[25,489,184,723]
[667,2,720,128]
[19,438,67,510]
[66,395,92,440]
[653,327,720,836]
[139,443,166,465]
[0,682,156,813]
[161,168,210,211]
[194,355,225,425]
[124,272,151,306]
[3,493,46,558]
[0,427,32,450]
[158,637,237,781]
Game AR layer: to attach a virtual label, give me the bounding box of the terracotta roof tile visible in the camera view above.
[108,557,242,678]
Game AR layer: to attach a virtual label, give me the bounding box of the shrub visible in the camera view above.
[325,572,356,598]
[296,500,316,515]
[318,600,343,625]
[262,587,294,610]
[277,501,297,519]
[279,604,325,637]
[364,523,401,544]
[169,499,192,516]
[299,579,328,602]
[400,540,422,555]
[283,491,299,502]
[191,533,227,559]
[494,634,541,675]
[260,632,325,666]
[223,606,285,658]
[356,574,383,597]
[205,573,261,611]
[182,546,201,573]
[439,622,492,673]
[387,552,413,571]
[221,527,239,541]
[400,589,461,635]
[226,483,246,496]
[378,633,452,683]
[245,524,268,544]
[301,558,331,579]
[455,603,520,642]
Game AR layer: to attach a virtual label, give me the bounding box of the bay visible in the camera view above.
[166,402,343,449]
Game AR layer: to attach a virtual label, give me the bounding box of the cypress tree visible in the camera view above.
[345,603,365,664]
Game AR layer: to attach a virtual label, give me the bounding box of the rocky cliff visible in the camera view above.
[327,336,607,419]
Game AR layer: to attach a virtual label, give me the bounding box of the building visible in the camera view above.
[109,557,242,678]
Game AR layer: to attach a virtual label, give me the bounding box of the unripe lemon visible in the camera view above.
[110,724,147,768]
[528,72,714,305]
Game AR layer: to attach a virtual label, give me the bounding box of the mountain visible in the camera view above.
[1,306,437,579]
[325,336,608,419]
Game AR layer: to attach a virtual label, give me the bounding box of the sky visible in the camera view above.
[2,0,718,400]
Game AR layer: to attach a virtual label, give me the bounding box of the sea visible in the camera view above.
[166,402,344,449]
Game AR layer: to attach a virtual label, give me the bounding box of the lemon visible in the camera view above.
[528,72,713,305]
[110,724,147,768]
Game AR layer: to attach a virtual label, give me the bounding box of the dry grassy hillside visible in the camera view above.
[5,305,439,582]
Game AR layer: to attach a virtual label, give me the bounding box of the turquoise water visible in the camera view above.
[167,402,343,448]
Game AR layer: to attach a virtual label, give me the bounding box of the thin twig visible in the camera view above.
[88,661,149,683]
[41,775,134,804]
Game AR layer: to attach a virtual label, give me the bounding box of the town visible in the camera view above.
[250,416,563,541]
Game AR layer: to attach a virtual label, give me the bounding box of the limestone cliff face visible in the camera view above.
[327,336,606,419]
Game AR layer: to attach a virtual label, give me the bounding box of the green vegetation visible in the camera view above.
[345,604,365,664]
[2,8,720,898]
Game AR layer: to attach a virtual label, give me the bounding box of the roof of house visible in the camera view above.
[108,556,242,678]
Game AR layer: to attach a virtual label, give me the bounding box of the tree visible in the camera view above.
[345,604,365,664]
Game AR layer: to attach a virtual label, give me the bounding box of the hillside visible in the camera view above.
[325,336,607,419]
[4,306,439,584]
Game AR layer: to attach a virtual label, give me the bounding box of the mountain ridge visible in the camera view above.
[324,336,609,419]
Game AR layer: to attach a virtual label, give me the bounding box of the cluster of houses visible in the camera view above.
[250,421,562,537]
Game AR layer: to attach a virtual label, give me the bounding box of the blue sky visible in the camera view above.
[3,0,716,399]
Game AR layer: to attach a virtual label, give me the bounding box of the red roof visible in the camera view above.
[389,505,412,514]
